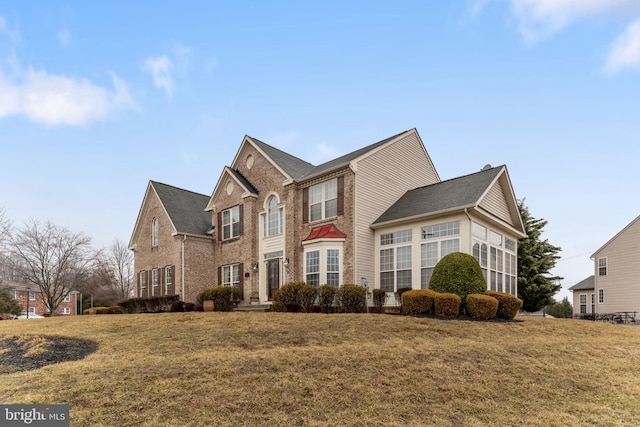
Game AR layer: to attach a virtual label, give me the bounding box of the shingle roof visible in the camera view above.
[568,275,595,291]
[373,166,504,225]
[301,130,412,179]
[249,137,315,180]
[151,181,211,236]
[227,168,258,195]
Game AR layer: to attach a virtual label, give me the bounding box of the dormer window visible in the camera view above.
[151,217,159,247]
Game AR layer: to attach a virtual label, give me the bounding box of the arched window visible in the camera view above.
[151,217,159,247]
[265,196,282,237]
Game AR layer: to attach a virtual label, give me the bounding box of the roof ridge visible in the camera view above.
[150,180,209,198]
[412,164,505,190]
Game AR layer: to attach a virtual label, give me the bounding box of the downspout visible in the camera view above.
[181,235,186,301]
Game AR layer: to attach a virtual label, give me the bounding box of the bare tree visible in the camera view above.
[108,239,134,300]
[6,219,93,316]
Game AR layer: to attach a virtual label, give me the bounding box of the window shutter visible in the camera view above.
[239,204,244,236]
[302,187,309,223]
[218,266,222,286]
[137,272,140,297]
[217,211,222,241]
[161,267,165,295]
[337,176,344,216]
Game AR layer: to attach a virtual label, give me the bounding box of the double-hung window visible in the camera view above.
[140,271,148,297]
[62,307,71,315]
[598,257,607,276]
[598,288,604,304]
[165,266,173,294]
[222,206,241,240]
[222,264,240,287]
[152,268,159,296]
[380,230,412,292]
[305,248,341,287]
[309,179,337,222]
[579,294,587,314]
[420,221,460,288]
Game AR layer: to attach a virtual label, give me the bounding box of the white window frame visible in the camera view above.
[303,242,343,288]
[598,288,604,304]
[29,291,36,301]
[598,257,607,276]
[28,306,36,314]
[222,206,240,240]
[472,222,517,295]
[263,196,283,237]
[140,271,147,297]
[152,268,159,296]
[62,307,71,315]
[420,221,460,289]
[380,229,413,293]
[165,266,173,295]
[151,217,159,247]
[309,178,337,222]
[222,264,240,287]
[579,294,587,314]
[63,294,71,302]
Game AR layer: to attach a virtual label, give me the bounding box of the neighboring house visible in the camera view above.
[130,128,525,305]
[128,181,215,303]
[585,215,640,315]
[6,281,78,316]
[569,275,595,316]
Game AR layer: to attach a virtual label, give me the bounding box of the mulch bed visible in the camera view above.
[0,335,98,374]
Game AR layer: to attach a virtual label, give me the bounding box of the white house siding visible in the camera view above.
[479,178,513,225]
[593,216,640,314]
[572,290,595,316]
[353,131,439,288]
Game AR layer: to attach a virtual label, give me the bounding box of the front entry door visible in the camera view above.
[267,259,280,300]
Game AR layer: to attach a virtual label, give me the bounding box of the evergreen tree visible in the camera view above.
[0,287,22,317]
[517,200,562,312]
[545,297,573,318]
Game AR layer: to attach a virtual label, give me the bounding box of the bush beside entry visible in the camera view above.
[429,252,487,311]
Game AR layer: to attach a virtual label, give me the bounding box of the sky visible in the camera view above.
[1,1,639,302]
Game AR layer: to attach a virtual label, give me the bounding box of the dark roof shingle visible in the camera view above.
[151,181,211,236]
[373,166,503,225]
[568,275,595,291]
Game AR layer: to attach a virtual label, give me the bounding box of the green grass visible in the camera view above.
[1,313,640,426]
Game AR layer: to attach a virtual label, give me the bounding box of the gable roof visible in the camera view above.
[300,129,416,180]
[372,166,504,226]
[129,181,211,249]
[151,181,212,236]
[246,137,315,180]
[591,214,640,258]
[205,167,260,212]
[569,275,595,291]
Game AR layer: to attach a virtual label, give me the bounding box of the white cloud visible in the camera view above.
[0,66,137,126]
[58,29,72,47]
[143,55,174,98]
[605,19,640,73]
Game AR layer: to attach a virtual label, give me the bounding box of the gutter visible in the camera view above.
[181,235,186,300]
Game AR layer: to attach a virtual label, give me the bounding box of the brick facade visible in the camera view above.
[11,288,78,316]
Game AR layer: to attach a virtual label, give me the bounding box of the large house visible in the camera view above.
[129,129,526,305]
[2,280,79,317]
[570,215,640,316]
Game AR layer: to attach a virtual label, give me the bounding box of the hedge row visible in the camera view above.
[83,306,123,315]
[117,295,180,314]
[271,282,368,313]
[402,289,522,321]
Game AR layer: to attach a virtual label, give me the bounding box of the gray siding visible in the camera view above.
[593,216,640,313]
[353,130,439,287]
[479,178,512,225]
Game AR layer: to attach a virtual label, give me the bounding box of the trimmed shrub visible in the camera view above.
[118,295,180,314]
[170,301,185,312]
[485,291,523,320]
[396,287,413,300]
[429,252,487,311]
[401,289,438,316]
[434,293,461,317]
[272,281,318,313]
[193,303,203,312]
[317,284,337,313]
[197,286,241,312]
[372,289,388,312]
[336,284,367,313]
[95,307,110,315]
[108,306,123,314]
[466,294,499,320]
[184,302,195,312]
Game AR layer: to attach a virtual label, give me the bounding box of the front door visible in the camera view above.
[267,259,280,300]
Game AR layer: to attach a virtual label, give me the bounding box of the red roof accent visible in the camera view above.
[303,224,347,241]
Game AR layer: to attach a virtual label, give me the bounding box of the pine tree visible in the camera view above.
[517,200,562,312]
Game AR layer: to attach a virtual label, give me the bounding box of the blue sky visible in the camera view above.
[1,1,639,301]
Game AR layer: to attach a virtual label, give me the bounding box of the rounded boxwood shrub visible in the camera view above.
[434,293,461,317]
[466,294,498,320]
[485,291,523,320]
[95,307,110,315]
[108,306,123,314]
[336,284,367,313]
[401,289,438,316]
[272,281,318,312]
[196,286,241,312]
[318,284,337,313]
[429,252,487,311]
